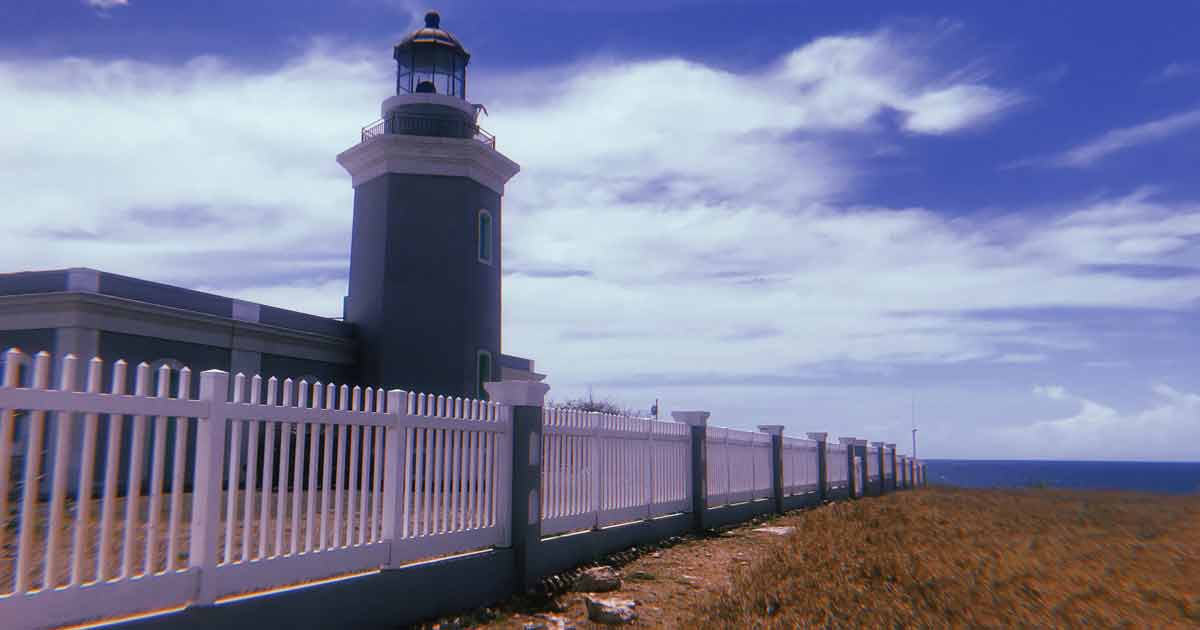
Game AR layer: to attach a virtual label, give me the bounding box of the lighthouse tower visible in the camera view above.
[337,12,520,399]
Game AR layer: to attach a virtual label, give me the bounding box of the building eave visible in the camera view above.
[0,292,356,365]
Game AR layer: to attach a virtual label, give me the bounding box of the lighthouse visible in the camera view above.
[337,12,520,399]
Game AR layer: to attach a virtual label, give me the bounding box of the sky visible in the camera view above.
[2,1,1199,461]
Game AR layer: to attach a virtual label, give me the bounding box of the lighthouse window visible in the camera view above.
[476,349,492,400]
[477,209,493,264]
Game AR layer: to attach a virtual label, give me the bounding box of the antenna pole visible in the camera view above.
[911,393,918,460]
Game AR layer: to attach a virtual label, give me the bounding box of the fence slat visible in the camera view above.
[319,385,336,551]
[166,368,192,571]
[121,362,152,578]
[223,374,245,565]
[44,354,78,589]
[143,364,171,575]
[276,380,294,557]
[0,350,23,569]
[97,359,127,581]
[70,357,104,585]
[14,352,51,592]
[304,384,321,553]
[259,378,278,559]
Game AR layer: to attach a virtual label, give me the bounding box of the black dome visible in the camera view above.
[394,11,470,61]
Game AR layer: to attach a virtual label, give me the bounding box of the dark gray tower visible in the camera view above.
[337,12,520,399]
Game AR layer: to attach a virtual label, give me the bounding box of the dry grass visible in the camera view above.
[694,487,1200,629]
[428,487,1200,630]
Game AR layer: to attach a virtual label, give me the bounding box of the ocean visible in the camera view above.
[924,459,1200,494]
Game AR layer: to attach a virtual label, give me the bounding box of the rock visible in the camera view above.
[753,526,795,536]
[584,596,637,624]
[677,574,700,586]
[573,565,622,592]
[523,623,548,630]
[651,551,662,558]
[536,614,575,630]
[627,570,656,581]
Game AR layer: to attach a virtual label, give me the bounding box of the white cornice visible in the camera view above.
[0,292,355,364]
[336,134,520,195]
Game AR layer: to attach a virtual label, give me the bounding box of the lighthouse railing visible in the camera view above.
[359,115,497,149]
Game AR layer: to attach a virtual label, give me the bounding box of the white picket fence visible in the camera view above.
[781,436,819,497]
[0,347,915,630]
[540,408,690,536]
[827,441,849,489]
[705,426,772,508]
[0,350,509,630]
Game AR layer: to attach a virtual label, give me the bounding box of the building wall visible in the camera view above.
[346,172,502,399]
[260,352,355,390]
[99,330,231,397]
[0,328,56,364]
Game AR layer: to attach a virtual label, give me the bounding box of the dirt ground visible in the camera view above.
[411,508,823,630]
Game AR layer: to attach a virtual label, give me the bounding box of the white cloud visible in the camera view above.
[1,30,1199,461]
[84,0,129,9]
[1032,385,1069,400]
[770,31,1020,135]
[1008,107,1200,168]
[902,84,1020,133]
[993,353,1047,364]
[989,384,1200,461]
[1150,61,1200,82]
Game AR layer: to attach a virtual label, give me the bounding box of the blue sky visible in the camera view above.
[3,1,1200,460]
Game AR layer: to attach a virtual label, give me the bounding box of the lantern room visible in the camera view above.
[394,11,469,98]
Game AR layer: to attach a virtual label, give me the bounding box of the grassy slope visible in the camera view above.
[692,487,1200,629]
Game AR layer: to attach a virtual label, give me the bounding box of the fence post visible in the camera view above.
[870,442,886,495]
[883,441,892,492]
[381,389,408,567]
[190,369,229,605]
[854,439,869,496]
[837,437,856,499]
[644,419,654,520]
[757,425,784,515]
[806,432,827,503]
[485,380,549,593]
[671,411,709,532]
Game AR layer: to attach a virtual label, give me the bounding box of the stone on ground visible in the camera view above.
[573,565,622,592]
[584,596,637,624]
[753,526,795,536]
